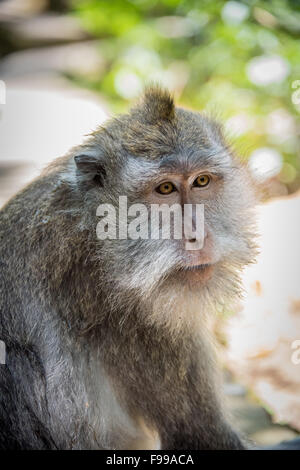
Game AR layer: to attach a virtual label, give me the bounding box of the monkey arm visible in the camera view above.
[103,318,247,450]
[153,372,247,450]
[158,346,248,450]
[159,409,246,450]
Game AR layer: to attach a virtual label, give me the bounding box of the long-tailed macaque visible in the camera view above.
[0,87,259,449]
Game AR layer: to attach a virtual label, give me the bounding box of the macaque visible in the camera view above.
[0,86,258,449]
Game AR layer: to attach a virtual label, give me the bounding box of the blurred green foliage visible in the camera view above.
[70,0,300,194]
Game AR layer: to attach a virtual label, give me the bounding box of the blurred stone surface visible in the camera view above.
[0,40,105,79]
[223,371,299,446]
[0,13,89,48]
[0,0,47,18]
[227,393,298,446]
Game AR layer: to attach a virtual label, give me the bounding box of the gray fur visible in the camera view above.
[0,86,257,449]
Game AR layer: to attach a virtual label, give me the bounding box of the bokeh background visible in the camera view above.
[0,0,299,447]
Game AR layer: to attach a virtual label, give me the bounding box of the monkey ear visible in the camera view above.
[74,154,106,187]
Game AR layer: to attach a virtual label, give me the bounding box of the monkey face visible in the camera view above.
[76,150,256,312]
[115,151,255,294]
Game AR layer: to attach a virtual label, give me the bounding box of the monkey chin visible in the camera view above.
[176,264,215,288]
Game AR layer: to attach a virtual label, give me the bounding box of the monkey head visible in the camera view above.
[71,86,257,327]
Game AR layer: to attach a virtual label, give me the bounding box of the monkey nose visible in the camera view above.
[184,228,207,244]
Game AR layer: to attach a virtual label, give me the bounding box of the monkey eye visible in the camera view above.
[193,174,211,188]
[156,181,176,195]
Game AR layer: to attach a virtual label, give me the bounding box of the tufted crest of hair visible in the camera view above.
[95,86,179,159]
[133,85,175,123]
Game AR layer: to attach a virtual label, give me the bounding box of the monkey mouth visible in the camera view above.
[183,263,213,271]
[176,262,216,284]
